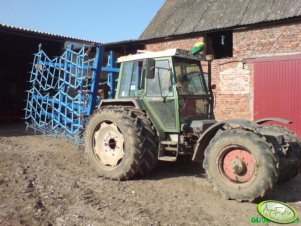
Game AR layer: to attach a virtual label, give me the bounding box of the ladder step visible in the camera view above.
[158,156,177,162]
[161,140,178,145]
[165,147,178,151]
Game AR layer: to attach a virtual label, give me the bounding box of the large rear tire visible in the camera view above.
[260,124,301,183]
[84,106,158,180]
[203,129,278,202]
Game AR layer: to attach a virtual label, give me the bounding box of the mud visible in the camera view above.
[0,123,300,226]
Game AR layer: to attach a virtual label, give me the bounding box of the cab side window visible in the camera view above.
[146,60,173,97]
[119,61,143,97]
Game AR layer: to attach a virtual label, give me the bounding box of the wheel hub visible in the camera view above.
[93,122,124,168]
[108,138,117,149]
[230,158,245,174]
[221,149,256,183]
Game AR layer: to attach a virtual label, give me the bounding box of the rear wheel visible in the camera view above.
[84,106,158,180]
[203,129,278,202]
[260,124,301,183]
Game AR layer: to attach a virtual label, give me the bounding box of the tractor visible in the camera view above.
[84,48,301,202]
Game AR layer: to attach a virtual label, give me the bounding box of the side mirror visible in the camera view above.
[144,58,155,79]
[211,84,216,90]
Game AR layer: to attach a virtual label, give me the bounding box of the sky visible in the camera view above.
[0,0,164,43]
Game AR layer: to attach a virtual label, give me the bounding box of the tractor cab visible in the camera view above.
[114,49,214,136]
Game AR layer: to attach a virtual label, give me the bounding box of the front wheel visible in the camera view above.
[84,106,158,180]
[203,129,278,202]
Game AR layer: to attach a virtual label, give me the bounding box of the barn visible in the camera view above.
[0,24,144,122]
[139,0,301,136]
[0,24,91,121]
[2,0,301,137]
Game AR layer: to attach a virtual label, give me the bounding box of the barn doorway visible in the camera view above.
[0,31,64,122]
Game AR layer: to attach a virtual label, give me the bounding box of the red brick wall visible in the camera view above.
[144,21,301,121]
[145,36,204,52]
[234,21,301,57]
[211,59,254,120]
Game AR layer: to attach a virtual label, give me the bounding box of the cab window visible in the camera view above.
[146,60,173,97]
[119,61,143,97]
[174,57,208,96]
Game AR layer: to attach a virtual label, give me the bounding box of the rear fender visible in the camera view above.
[255,118,291,125]
[192,119,261,162]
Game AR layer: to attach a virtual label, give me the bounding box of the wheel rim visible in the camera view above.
[218,146,256,183]
[93,121,124,170]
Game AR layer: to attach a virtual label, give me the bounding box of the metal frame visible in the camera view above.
[25,44,119,144]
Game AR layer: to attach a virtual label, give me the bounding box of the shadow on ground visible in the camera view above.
[141,161,206,180]
[0,122,33,137]
[265,174,301,202]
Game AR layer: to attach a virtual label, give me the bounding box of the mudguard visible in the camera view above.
[255,118,291,125]
[98,98,140,109]
[192,118,291,162]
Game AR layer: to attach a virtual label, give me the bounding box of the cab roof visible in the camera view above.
[117,48,203,63]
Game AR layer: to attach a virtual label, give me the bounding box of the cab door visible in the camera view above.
[142,59,179,132]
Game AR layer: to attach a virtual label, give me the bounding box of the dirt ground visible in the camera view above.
[0,123,300,226]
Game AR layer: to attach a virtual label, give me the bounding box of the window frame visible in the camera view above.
[173,57,209,97]
[117,60,144,98]
[145,58,174,97]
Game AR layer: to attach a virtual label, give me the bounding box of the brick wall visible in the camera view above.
[144,21,301,121]
[234,21,301,57]
[145,36,204,52]
[211,59,254,120]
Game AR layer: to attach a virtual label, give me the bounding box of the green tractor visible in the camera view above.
[84,48,300,202]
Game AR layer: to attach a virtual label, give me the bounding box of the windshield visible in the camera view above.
[173,57,208,96]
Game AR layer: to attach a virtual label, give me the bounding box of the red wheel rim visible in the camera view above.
[219,148,256,183]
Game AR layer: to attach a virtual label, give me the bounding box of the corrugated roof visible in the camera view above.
[0,23,100,43]
[103,39,144,46]
[140,0,301,40]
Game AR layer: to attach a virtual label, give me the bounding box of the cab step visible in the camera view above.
[161,141,178,145]
[158,140,178,162]
[158,156,177,162]
[165,147,178,151]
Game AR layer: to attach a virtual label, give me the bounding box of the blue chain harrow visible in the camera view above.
[25,44,119,144]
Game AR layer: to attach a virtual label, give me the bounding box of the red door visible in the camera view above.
[254,55,301,137]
